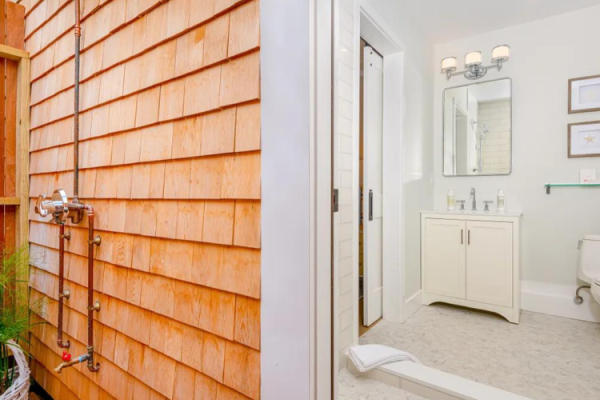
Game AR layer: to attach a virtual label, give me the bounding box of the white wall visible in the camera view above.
[434,5,600,321]
[261,0,312,398]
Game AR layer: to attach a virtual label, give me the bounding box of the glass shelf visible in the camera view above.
[545,183,600,194]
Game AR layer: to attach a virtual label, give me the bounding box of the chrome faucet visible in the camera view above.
[470,188,477,211]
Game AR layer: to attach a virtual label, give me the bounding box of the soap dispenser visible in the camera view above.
[497,189,506,213]
[447,189,455,211]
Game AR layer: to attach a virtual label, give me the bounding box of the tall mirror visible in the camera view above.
[443,78,512,176]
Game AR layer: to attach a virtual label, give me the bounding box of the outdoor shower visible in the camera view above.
[33,0,101,374]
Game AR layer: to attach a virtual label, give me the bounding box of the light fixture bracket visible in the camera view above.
[464,64,487,80]
[445,60,505,81]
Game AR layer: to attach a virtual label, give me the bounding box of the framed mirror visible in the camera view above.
[443,78,512,176]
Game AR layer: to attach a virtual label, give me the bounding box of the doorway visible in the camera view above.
[331,3,412,397]
[359,38,384,336]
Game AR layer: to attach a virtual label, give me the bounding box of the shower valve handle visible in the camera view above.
[35,189,70,224]
[35,194,50,217]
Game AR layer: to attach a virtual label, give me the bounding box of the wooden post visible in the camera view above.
[15,56,29,252]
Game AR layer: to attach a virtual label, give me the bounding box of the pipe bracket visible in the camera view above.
[89,235,101,246]
[88,301,101,312]
[60,290,70,299]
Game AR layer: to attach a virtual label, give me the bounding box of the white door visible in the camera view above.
[466,221,513,307]
[423,219,466,299]
[363,46,384,326]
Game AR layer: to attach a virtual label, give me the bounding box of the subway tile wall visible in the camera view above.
[334,0,357,359]
[478,100,511,175]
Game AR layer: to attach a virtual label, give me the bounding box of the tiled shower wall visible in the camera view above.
[478,99,511,174]
[334,0,357,359]
[21,0,261,399]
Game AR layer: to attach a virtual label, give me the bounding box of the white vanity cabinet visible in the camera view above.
[421,211,522,323]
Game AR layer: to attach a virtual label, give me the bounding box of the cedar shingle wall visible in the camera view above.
[21,0,261,399]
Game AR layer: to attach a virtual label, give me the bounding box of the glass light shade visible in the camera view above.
[441,57,457,73]
[492,45,510,63]
[465,51,482,67]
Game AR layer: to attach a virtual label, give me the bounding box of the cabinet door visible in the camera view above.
[424,219,466,299]
[466,221,513,307]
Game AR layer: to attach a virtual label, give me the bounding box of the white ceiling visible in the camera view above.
[397,0,600,43]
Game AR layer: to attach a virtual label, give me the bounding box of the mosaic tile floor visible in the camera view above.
[358,304,600,400]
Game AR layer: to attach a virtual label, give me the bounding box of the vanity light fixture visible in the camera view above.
[441,45,510,81]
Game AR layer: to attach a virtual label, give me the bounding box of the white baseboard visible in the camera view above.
[402,290,422,322]
[521,280,600,323]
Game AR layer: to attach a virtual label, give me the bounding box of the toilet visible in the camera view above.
[577,235,600,304]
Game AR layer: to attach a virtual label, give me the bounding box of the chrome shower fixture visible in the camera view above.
[471,119,490,135]
[441,45,510,81]
[35,189,83,225]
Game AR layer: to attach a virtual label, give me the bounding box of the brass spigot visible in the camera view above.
[54,354,89,373]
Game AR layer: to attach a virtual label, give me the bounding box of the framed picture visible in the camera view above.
[569,74,600,113]
[568,121,600,158]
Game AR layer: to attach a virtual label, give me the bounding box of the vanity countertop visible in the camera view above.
[422,210,523,218]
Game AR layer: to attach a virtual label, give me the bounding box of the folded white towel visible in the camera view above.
[348,344,420,372]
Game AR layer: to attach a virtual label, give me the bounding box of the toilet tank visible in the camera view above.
[577,235,600,283]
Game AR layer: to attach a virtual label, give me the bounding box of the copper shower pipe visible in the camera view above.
[57,224,71,350]
[73,0,82,204]
[56,1,102,373]
[75,0,101,373]
[84,204,101,372]
[54,203,101,373]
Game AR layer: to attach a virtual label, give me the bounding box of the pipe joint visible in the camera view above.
[84,204,95,216]
[87,347,100,372]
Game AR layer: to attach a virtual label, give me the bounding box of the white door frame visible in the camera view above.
[331,1,415,397]
[313,0,334,399]
[262,0,416,399]
[261,0,332,399]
